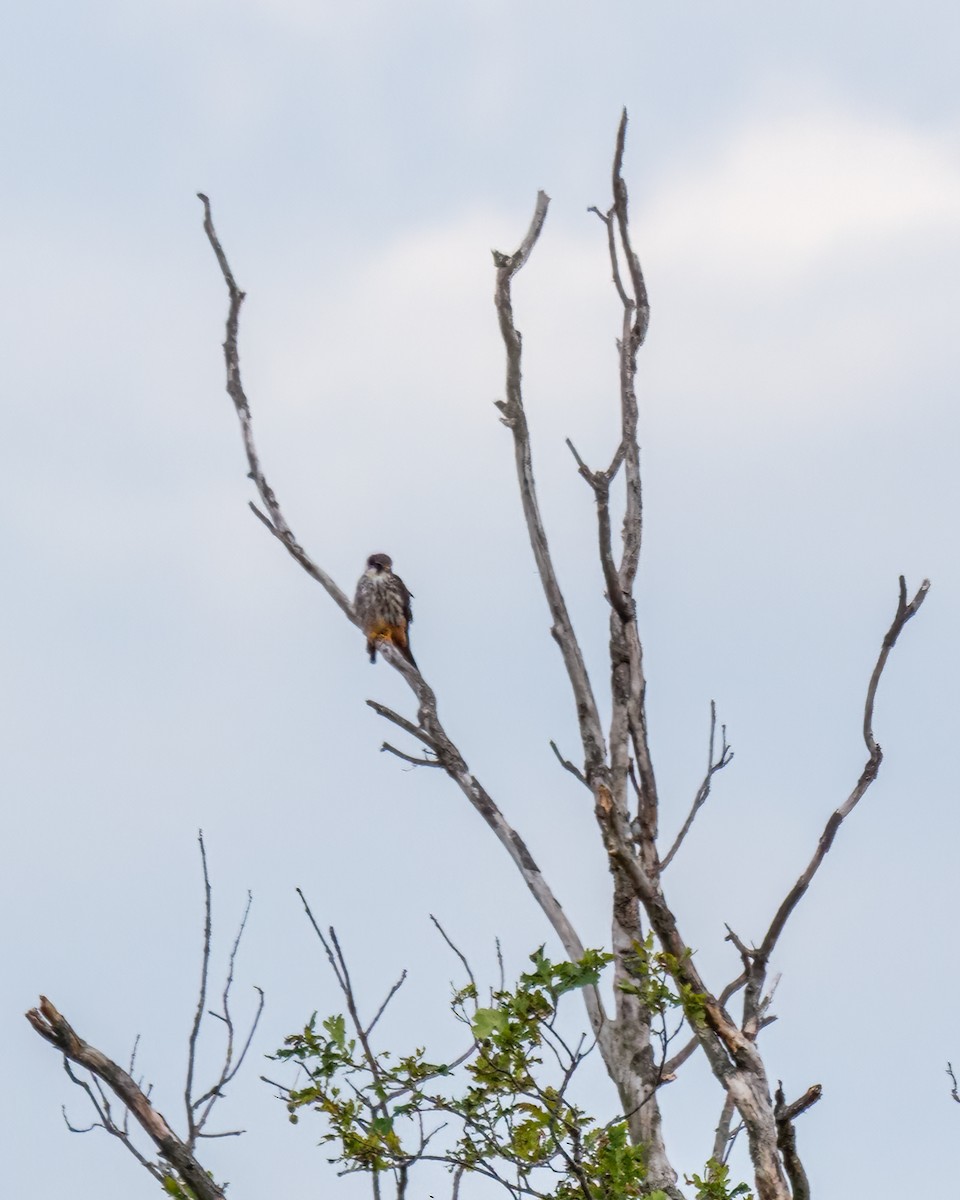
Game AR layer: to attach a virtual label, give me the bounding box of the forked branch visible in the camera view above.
[661,702,733,869]
[26,997,226,1200]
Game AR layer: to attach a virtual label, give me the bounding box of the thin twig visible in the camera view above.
[185,830,213,1144]
[296,890,346,991]
[661,702,733,869]
[365,971,408,1037]
[430,915,478,994]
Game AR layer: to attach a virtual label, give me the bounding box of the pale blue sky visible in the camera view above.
[3,2,958,1197]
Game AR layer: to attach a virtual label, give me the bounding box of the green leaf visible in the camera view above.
[471,1007,509,1039]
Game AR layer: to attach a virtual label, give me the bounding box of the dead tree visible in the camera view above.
[194,111,926,1199]
[29,114,928,1198]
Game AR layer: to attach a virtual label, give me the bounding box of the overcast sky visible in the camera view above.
[4,2,959,1197]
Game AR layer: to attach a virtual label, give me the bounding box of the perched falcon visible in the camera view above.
[354,553,416,666]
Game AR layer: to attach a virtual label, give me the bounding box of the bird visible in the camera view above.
[353,553,416,667]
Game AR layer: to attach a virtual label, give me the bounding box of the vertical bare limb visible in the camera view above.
[711,1093,739,1166]
[185,829,212,1143]
[182,836,263,1148]
[491,176,685,1196]
[493,192,608,785]
[774,1082,821,1200]
[611,110,650,354]
[189,890,264,1142]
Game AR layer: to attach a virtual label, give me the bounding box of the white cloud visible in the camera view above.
[641,104,960,286]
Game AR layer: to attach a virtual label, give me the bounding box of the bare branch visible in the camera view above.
[549,740,587,787]
[27,998,226,1200]
[185,830,212,1143]
[365,971,408,1038]
[197,192,356,623]
[661,702,733,869]
[711,1093,737,1166]
[374,648,606,1034]
[610,110,650,350]
[191,985,265,1133]
[758,577,930,962]
[948,1062,960,1104]
[493,191,608,784]
[429,915,477,996]
[296,889,347,992]
[633,584,925,1197]
[774,1081,821,1200]
[179,842,265,1155]
[366,701,439,749]
[61,1055,164,1180]
[381,742,443,768]
[564,438,633,624]
[587,204,631,309]
[775,1083,822,1125]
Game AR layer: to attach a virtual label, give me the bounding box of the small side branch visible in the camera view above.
[564,437,632,622]
[381,742,443,768]
[549,739,587,787]
[710,1094,740,1166]
[366,701,439,749]
[661,702,733,869]
[947,1062,960,1104]
[26,998,226,1200]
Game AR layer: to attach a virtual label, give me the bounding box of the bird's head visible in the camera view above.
[366,553,393,575]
